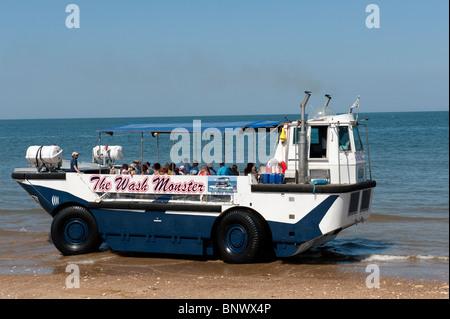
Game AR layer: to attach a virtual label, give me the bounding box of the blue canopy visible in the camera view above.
[98,120,281,134]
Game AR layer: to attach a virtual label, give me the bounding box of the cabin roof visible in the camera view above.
[98,120,281,134]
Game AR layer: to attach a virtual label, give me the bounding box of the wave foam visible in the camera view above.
[363,254,449,262]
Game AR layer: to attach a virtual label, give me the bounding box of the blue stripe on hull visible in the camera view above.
[91,209,217,256]
[17,183,88,216]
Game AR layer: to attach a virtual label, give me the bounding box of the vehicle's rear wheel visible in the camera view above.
[216,210,266,263]
[51,206,102,255]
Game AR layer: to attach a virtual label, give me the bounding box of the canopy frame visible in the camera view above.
[96,120,282,174]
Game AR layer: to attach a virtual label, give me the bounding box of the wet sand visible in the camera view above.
[0,251,448,299]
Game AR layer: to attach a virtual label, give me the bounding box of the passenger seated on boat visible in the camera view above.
[258,164,266,175]
[198,165,211,176]
[163,163,171,175]
[183,158,192,174]
[133,160,141,174]
[129,165,137,175]
[207,163,216,175]
[244,163,254,175]
[217,163,232,175]
[230,164,239,176]
[121,163,129,174]
[169,163,178,175]
[251,166,259,180]
[152,163,161,175]
[179,165,188,175]
[143,162,153,174]
[189,160,199,175]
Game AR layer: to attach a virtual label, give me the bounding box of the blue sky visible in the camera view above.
[0,0,448,119]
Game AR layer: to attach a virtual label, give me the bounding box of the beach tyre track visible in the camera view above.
[51,206,102,255]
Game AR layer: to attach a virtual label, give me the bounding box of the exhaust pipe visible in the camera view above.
[297,91,311,184]
[324,94,332,107]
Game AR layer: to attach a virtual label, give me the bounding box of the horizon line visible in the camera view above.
[1,109,449,121]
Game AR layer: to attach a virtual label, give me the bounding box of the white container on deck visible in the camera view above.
[92,145,124,163]
[26,145,63,165]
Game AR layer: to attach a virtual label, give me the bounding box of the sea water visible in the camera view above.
[0,111,448,280]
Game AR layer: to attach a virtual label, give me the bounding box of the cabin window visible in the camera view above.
[338,126,351,151]
[309,126,328,158]
[352,127,364,151]
[293,127,300,144]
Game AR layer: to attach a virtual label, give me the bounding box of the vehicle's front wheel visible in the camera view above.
[51,206,102,255]
[216,210,266,263]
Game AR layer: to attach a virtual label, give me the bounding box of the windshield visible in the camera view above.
[338,126,351,151]
[352,127,364,151]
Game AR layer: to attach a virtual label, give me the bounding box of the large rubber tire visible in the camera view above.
[216,210,266,263]
[51,206,102,255]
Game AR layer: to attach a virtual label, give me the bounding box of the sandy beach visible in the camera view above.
[0,252,448,300]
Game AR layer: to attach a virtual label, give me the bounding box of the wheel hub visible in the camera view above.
[64,219,88,245]
[226,225,248,254]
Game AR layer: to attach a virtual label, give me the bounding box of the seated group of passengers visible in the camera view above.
[115,160,241,176]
